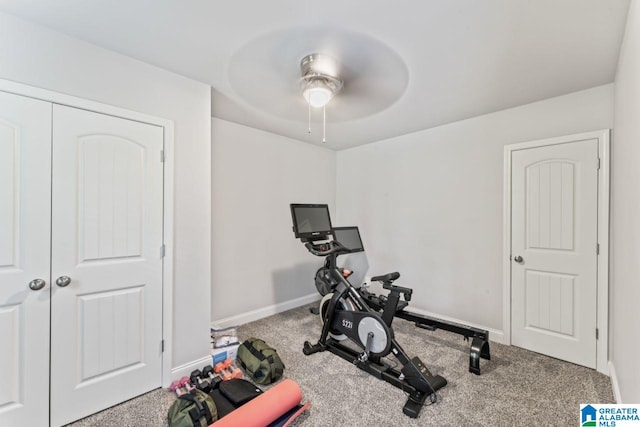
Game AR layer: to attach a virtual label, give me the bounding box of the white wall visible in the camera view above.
[336,84,614,333]
[211,118,336,323]
[611,1,640,403]
[0,12,211,368]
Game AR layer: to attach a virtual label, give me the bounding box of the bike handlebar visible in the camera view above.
[304,240,348,257]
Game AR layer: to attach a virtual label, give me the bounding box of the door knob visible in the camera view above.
[56,276,72,287]
[28,279,46,291]
[514,255,524,263]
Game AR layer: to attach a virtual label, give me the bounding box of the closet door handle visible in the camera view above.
[29,279,46,291]
[56,276,72,287]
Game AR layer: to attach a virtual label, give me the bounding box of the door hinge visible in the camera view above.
[160,150,165,163]
[596,328,599,340]
[596,243,600,255]
[161,339,165,352]
[597,157,601,170]
[160,244,166,258]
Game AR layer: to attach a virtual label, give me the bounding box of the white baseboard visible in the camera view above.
[609,361,621,403]
[168,355,213,385]
[212,293,321,329]
[402,306,505,344]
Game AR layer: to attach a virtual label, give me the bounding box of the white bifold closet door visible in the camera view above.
[50,105,164,426]
[0,91,52,427]
[0,89,165,427]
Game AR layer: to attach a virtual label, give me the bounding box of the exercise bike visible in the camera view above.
[290,204,447,418]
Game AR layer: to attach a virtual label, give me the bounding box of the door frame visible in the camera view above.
[0,78,175,387]
[503,129,609,375]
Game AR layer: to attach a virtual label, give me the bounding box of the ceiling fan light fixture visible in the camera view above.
[300,53,343,108]
[302,80,333,108]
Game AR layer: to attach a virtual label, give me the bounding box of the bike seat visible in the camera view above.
[371,272,400,283]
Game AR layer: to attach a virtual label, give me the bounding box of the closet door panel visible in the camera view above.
[50,105,164,426]
[0,91,51,427]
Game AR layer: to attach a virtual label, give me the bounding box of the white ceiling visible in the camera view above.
[0,0,630,149]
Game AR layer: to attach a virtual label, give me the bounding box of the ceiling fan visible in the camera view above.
[226,26,409,145]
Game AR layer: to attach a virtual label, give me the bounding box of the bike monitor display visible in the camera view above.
[332,227,365,253]
[290,204,333,241]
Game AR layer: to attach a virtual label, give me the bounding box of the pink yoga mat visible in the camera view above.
[212,379,306,427]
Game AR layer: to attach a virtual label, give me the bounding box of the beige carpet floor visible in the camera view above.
[67,304,614,427]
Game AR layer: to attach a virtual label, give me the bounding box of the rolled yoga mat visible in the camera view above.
[212,379,309,427]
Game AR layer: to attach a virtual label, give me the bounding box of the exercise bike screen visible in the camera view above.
[291,204,332,239]
[333,227,365,253]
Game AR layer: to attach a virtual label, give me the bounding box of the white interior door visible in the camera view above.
[50,105,164,426]
[0,91,52,426]
[511,138,599,368]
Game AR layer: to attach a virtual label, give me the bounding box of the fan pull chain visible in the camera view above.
[308,101,311,134]
[322,105,326,143]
